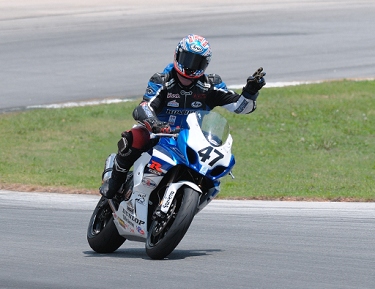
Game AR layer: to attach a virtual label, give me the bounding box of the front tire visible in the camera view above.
[146,186,199,259]
[87,196,126,253]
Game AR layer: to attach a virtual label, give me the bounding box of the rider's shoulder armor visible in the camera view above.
[150,69,174,85]
[207,73,227,90]
[207,73,223,85]
[149,72,167,85]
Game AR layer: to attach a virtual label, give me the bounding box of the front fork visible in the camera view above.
[108,199,117,214]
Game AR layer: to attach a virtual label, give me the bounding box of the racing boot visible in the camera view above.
[100,149,142,199]
[100,174,128,199]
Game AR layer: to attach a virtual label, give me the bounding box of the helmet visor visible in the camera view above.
[177,50,209,71]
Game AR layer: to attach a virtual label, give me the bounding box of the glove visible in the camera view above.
[143,118,171,134]
[242,67,266,99]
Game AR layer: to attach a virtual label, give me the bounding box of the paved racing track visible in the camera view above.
[1,1,375,288]
[0,191,374,289]
[1,0,375,112]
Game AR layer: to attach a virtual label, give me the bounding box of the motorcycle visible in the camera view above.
[87,110,235,259]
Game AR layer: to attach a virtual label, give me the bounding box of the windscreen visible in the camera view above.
[195,111,229,147]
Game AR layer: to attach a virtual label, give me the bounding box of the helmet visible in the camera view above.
[173,34,212,79]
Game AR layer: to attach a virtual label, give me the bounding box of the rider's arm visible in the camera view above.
[132,101,158,123]
[132,72,166,123]
[206,74,257,114]
[132,72,171,133]
[207,68,266,114]
[216,91,257,114]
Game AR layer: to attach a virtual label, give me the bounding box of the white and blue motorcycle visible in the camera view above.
[87,111,235,259]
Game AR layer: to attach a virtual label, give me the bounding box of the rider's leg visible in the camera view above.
[100,126,150,199]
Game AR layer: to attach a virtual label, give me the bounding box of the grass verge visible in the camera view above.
[0,80,374,201]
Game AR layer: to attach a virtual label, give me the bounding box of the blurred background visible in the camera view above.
[1,0,374,112]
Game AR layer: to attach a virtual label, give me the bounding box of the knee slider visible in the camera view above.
[117,131,133,157]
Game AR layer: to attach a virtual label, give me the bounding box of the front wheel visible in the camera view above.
[87,196,126,253]
[146,185,200,259]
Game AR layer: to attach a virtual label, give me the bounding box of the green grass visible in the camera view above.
[1,80,374,201]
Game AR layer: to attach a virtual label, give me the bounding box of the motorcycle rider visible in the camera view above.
[101,34,266,199]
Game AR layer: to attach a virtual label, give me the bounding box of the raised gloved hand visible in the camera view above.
[143,118,171,134]
[242,67,266,99]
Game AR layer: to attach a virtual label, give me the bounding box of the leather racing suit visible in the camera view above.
[102,63,260,198]
[133,63,258,129]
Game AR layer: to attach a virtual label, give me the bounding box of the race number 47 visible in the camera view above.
[198,146,224,166]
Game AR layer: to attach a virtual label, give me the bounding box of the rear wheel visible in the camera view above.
[146,186,199,259]
[87,196,126,253]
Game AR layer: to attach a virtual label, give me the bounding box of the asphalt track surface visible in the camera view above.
[0,191,374,289]
[1,1,375,288]
[1,0,375,112]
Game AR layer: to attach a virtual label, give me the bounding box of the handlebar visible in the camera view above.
[150,128,180,139]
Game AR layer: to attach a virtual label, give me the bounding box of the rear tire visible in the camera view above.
[87,196,126,253]
[146,186,199,259]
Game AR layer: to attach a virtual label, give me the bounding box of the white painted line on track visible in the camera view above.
[27,98,134,110]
